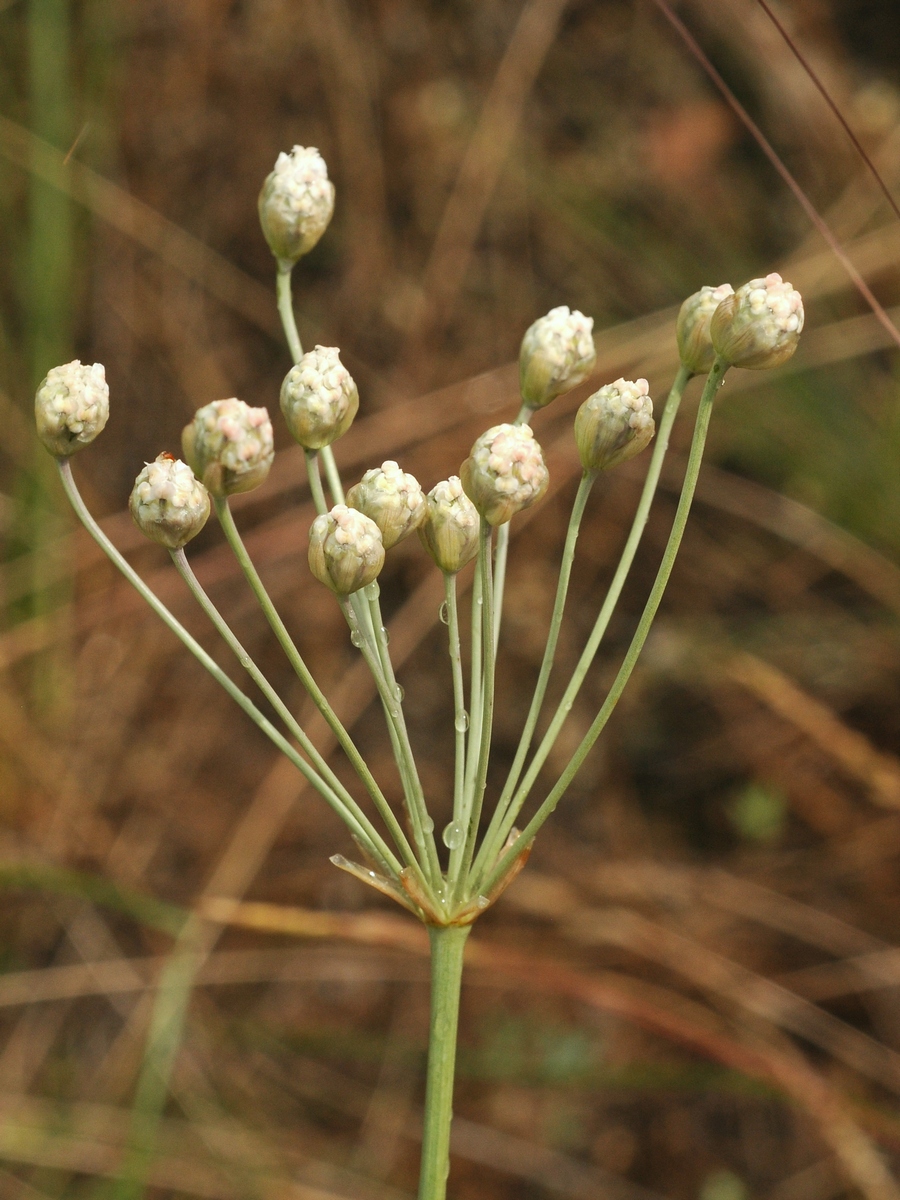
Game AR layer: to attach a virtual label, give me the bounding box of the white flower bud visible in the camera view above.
[710,272,804,370]
[346,460,426,549]
[519,306,596,409]
[676,284,734,375]
[129,453,210,549]
[258,146,335,265]
[35,360,109,457]
[418,476,479,574]
[182,398,274,497]
[461,423,549,527]
[280,346,358,450]
[574,378,655,473]
[308,505,385,595]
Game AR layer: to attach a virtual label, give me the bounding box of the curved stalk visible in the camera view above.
[212,496,397,835]
[474,363,693,878]
[276,260,303,362]
[481,359,727,895]
[57,463,366,835]
[170,548,403,876]
[305,449,329,515]
[471,469,594,881]
[490,400,533,652]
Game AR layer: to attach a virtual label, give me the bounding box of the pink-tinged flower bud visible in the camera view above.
[346,460,426,549]
[129,453,210,549]
[710,273,804,370]
[308,505,385,595]
[575,378,655,473]
[418,476,479,574]
[182,398,274,497]
[461,423,549,527]
[519,306,596,409]
[35,361,109,457]
[676,284,734,375]
[280,345,358,450]
[258,146,335,265]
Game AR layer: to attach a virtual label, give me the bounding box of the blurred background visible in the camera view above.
[3,0,900,1197]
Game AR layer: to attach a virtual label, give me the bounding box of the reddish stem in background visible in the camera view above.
[649,0,900,354]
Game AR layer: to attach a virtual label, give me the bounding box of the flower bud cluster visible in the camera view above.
[418,476,479,574]
[258,146,335,265]
[182,398,274,497]
[519,306,596,410]
[280,346,358,450]
[461,423,549,527]
[347,460,425,549]
[575,377,654,473]
[676,284,734,375]
[35,361,109,457]
[710,272,804,370]
[130,454,210,549]
[308,504,384,595]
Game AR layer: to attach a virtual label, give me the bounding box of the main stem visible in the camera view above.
[418,924,470,1200]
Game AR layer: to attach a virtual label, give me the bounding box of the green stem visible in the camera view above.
[444,573,468,886]
[457,522,494,889]
[476,363,693,876]
[418,924,470,1200]
[483,359,727,894]
[56,463,361,825]
[472,470,594,882]
[463,554,484,806]
[276,260,303,362]
[170,549,401,876]
[341,597,441,889]
[212,496,402,844]
[305,449,329,515]
[490,402,532,653]
[320,444,346,506]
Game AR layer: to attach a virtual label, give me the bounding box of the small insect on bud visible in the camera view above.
[346,461,426,549]
[461,423,549,527]
[130,453,211,550]
[280,346,358,450]
[710,272,804,370]
[519,306,596,410]
[676,284,734,375]
[182,398,274,498]
[258,146,335,266]
[35,360,109,457]
[418,476,479,574]
[308,505,385,595]
[574,378,655,474]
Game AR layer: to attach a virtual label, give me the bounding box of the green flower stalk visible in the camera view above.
[347,460,427,549]
[519,305,596,410]
[461,423,549,527]
[182,398,274,497]
[280,345,359,450]
[574,377,655,473]
[676,283,734,375]
[130,454,210,549]
[308,504,385,595]
[711,272,804,369]
[418,476,480,574]
[258,145,335,267]
[35,359,108,457]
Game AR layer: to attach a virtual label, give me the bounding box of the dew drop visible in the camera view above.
[438,601,449,625]
[476,895,490,909]
[330,854,350,868]
[350,630,363,648]
[454,710,469,733]
[365,581,380,600]
[381,626,391,644]
[393,683,405,702]
[442,821,464,850]
[422,816,435,834]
